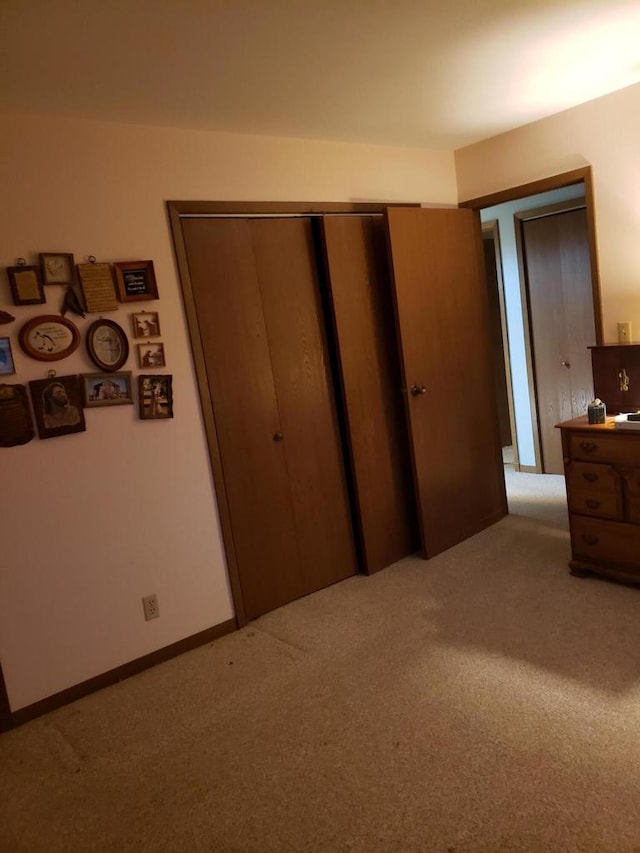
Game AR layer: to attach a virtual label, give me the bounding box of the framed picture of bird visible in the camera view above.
[39,253,76,286]
[85,319,129,372]
[18,315,81,361]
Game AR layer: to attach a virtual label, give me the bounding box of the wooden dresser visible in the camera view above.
[557,416,640,585]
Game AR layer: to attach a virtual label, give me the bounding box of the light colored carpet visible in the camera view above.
[2,471,640,853]
[504,463,569,528]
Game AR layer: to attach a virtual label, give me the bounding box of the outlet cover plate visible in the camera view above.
[142,594,159,621]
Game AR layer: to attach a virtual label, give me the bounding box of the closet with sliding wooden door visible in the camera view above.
[177,206,417,622]
[170,202,506,624]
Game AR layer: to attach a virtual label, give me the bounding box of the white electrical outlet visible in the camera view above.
[142,594,160,621]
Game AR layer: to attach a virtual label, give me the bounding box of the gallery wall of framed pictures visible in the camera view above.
[0,253,174,447]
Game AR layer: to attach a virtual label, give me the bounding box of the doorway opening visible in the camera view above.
[463,168,603,472]
[462,167,603,522]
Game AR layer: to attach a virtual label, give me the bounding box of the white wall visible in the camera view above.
[456,82,640,345]
[0,112,457,711]
[481,186,585,468]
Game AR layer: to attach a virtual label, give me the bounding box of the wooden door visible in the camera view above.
[522,208,595,474]
[385,207,507,559]
[250,219,356,594]
[181,217,356,619]
[321,214,418,573]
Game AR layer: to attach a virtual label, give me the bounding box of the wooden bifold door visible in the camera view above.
[172,203,507,623]
[182,217,357,620]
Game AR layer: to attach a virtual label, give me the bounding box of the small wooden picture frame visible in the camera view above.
[0,337,16,375]
[85,318,129,371]
[114,261,159,303]
[28,374,86,439]
[39,253,76,286]
[131,311,160,338]
[8,265,45,305]
[81,371,133,407]
[139,374,173,419]
[137,342,165,368]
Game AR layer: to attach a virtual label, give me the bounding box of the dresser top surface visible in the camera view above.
[556,416,625,433]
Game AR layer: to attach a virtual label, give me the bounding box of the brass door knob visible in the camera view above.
[410,384,427,397]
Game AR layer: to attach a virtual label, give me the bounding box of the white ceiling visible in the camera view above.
[1,0,640,149]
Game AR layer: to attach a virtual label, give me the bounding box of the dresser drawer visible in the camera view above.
[568,431,640,464]
[565,461,623,519]
[568,488,621,519]
[622,468,640,525]
[571,515,640,568]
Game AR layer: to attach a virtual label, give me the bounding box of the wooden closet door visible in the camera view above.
[321,214,418,573]
[182,217,356,619]
[385,207,507,558]
[181,218,303,619]
[250,218,356,593]
[522,208,595,474]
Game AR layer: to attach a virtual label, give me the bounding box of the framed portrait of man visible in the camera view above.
[28,374,86,439]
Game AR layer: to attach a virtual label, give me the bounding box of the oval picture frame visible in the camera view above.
[86,319,129,372]
[19,314,81,362]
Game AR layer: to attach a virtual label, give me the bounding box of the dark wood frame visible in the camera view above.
[138,373,173,419]
[137,341,165,368]
[81,371,133,407]
[114,260,159,302]
[167,200,418,627]
[85,318,129,371]
[18,314,81,361]
[28,374,86,439]
[131,310,161,338]
[8,265,45,305]
[39,252,76,286]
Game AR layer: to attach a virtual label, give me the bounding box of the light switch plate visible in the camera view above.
[618,321,632,344]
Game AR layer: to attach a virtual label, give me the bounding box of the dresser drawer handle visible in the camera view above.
[585,499,600,510]
[580,440,598,453]
[583,472,599,483]
[581,534,599,546]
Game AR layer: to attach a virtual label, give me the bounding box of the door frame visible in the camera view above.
[460,167,604,473]
[460,167,603,343]
[481,218,518,464]
[167,200,417,627]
